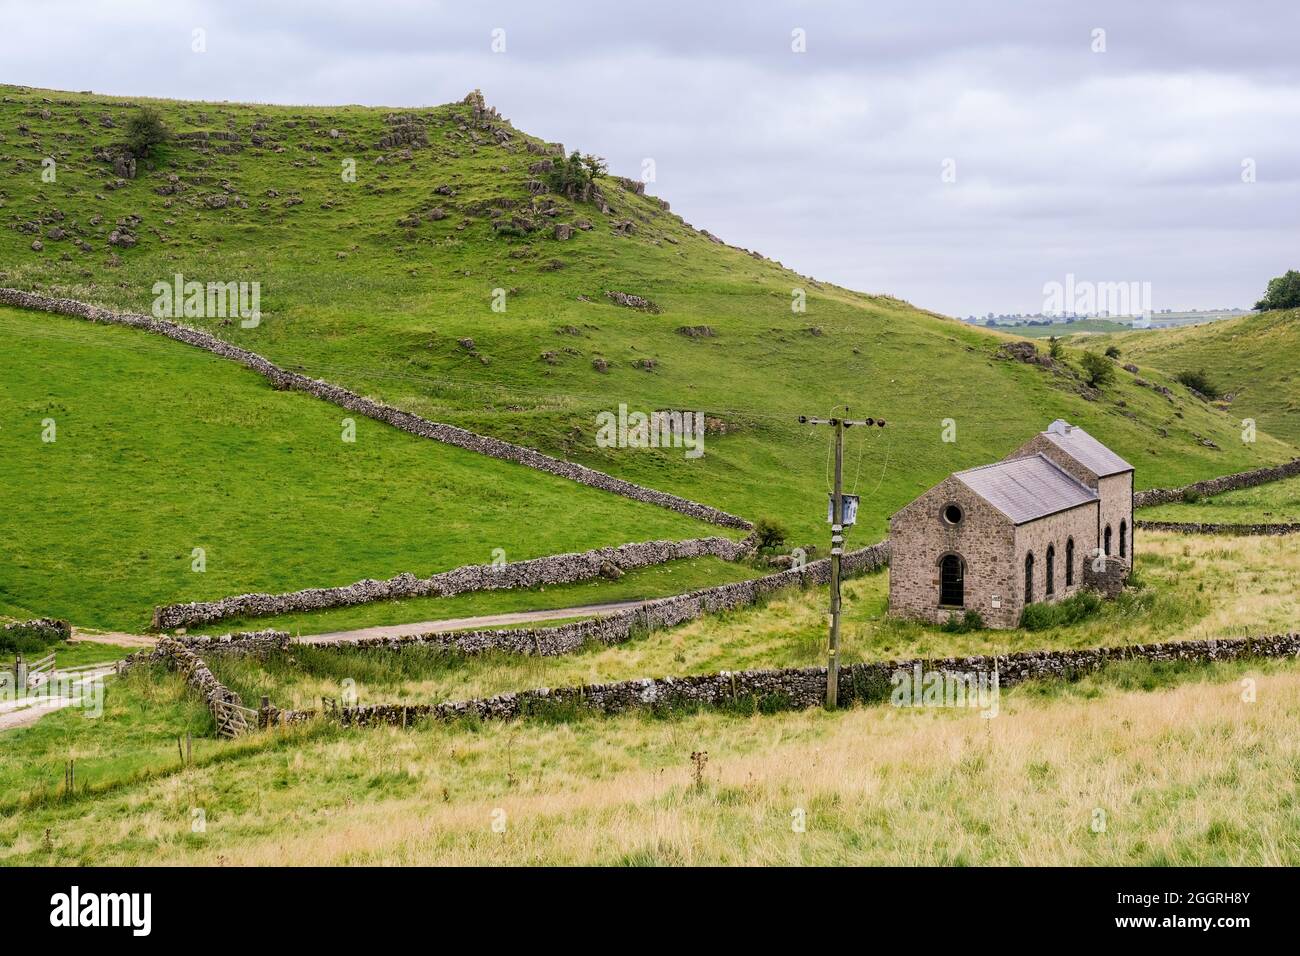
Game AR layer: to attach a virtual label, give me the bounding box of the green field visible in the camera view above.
[0,306,726,631]
[3,83,1293,570]
[1091,308,1300,445]
[1006,319,1135,338]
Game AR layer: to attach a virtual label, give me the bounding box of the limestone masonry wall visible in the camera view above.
[153,535,755,630]
[263,631,1300,727]
[0,288,752,531]
[305,540,892,656]
[1,618,72,645]
[1134,458,1300,508]
[1135,520,1300,536]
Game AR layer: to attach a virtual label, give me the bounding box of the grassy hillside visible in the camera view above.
[0,305,725,631]
[3,82,1293,561]
[1091,308,1300,445]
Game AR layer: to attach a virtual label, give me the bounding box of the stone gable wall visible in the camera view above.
[888,477,1017,627]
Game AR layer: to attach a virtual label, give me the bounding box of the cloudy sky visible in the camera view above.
[5,0,1297,316]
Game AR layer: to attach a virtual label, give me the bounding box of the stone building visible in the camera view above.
[888,420,1133,628]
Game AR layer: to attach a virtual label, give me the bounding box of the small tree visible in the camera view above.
[125,106,169,159]
[1079,350,1114,388]
[1254,270,1300,312]
[753,517,788,552]
[547,150,607,199]
[1105,345,1121,359]
[1047,336,1063,360]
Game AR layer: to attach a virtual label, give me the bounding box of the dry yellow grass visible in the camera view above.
[9,660,1298,865]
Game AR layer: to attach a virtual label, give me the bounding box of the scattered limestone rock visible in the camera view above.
[605,290,660,312]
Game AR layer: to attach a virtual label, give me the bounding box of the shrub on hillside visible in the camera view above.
[753,517,789,552]
[1078,350,1114,388]
[1175,368,1221,399]
[1019,591,1103,630]
[1105,345,1121,359]
[125,106,170,159]
[1047,336,1063,359]
[1254,270,1300,312]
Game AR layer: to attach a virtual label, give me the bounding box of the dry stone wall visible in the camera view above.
[264,631,1300,727]
[129,636,246,717]
[1134,458,1300,508]
[0,289,751,531]
[1,618,71,644]
[1135,520,1300,536]
[119,630,291,670]
[306,540,892,656]
[153,535,755,630]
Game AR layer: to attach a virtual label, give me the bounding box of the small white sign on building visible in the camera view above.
[991,595,1001,609]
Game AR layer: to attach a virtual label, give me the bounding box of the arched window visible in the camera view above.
[1104,525,1112,556]
[1119,520,1127,559]
[1024,552,1035,603]
[1046,544,1056,596]
[1065,538,1075,587]
[939,553,964,607]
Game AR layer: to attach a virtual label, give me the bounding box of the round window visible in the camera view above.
[942,503,964,526]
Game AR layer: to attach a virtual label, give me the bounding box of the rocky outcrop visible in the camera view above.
[605,290,659,312]
[1134,458,1300,508]
[264,630,1300,728]
[0,290,751,533]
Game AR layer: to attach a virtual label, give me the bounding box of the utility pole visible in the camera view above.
[798,408,885,708]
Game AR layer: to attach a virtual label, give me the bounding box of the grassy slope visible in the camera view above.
[4,657,1298,864]
[2,84,1293,557]
[1090,308,1300,445]
[0,306,723,631]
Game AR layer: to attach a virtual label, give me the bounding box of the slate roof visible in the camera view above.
[955,453,1098,524]
[1041,420,1134,477]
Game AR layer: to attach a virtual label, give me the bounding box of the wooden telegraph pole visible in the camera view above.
[798,408,885,708]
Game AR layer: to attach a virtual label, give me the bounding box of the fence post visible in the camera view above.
[258,695,271,729]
